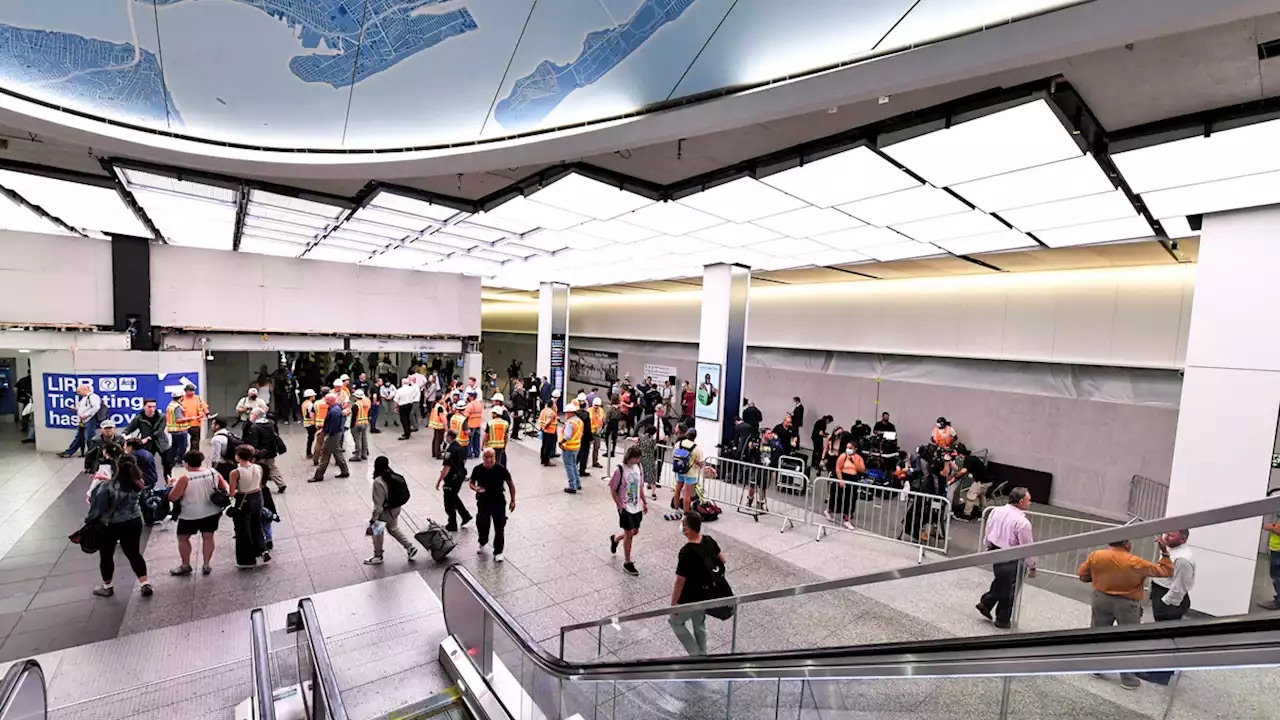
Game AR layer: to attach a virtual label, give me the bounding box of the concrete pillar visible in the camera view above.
[1167,205,1280,616]
[536,282,570,411]
[695,264,751,448]
[462,351,483,395]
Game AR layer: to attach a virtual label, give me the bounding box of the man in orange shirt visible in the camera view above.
[1078,538,1174,690]
[464,389,484,459]
[180,384,208,448]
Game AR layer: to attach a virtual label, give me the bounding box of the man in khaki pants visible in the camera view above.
[1077,539,1174,689]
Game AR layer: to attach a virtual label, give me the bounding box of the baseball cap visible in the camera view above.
[247,388,258,396]
[100,420,116,429]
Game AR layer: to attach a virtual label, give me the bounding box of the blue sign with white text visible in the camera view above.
[44,372,199,429]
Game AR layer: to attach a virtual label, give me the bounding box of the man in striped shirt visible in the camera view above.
[976,487,1036,629]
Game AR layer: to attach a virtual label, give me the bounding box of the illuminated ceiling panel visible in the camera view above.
[1035,216,1154,248]
[676,178,807,223]
[526,174,653,220]
[0,192,71,236]
[752,207,863,238]
[246,189,345,245]
[934,230,1038,255]
[117,169,236,250]
[759,146,921,207]
[951,155,1116,213]
[0,168,148,237]
[893,209,1007,243]
[362,246,445,270]
[617,202,723,236]
[1000,190,1139,233]
[1111,117,1280,194]
[837,185,968,227]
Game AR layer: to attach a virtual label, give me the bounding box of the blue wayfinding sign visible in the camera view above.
[44,372,199,429]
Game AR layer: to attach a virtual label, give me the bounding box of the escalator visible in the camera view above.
[276,494,1280,719]
[0,660,46,720]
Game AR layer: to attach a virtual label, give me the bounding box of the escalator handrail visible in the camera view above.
[563,493,1280,632]
[443,563,1280,682]
[0,660,45,718]
[298,598,349,720]
[249,608,276,720]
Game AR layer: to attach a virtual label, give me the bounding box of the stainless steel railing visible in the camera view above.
[1130,473,1170,520]
[250,608,277,720]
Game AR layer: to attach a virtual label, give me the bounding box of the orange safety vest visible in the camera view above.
[428,403,447,430]
[354,398,370,426]
[931,427,955,447]
[561,416,584,451]
[539,406,558,433]
[301,399,315,427]
[487,418,509,448]
[315,400,330,427]
[465,400,484,429]
[450,413,469,446]
[588,406,604,433]
[180,395,206,430]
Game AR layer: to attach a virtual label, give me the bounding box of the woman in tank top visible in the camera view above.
[229,445,267,569]
[168,450,229,576]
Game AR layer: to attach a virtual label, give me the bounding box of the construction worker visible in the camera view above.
[449,401,470,456]
[484,398,511,468]
[428,396,448,460]
[180,384,208,448]
[539,390,561,467]
[312,386,332,465]
[164,390,188,479]
[931,417,957,448]
[589,397,606,469]
[560,401,585,494]
[465,389,484,459]
[301,389,317,459]
[349,389,371,462]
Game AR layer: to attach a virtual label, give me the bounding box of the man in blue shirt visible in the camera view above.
[311,396,351,482]
[125,438,158,491]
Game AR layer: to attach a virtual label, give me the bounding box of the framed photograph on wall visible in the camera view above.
[695,362,721,421]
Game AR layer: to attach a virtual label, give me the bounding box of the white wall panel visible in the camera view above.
[0,231,113,326]
[151,245,480,336]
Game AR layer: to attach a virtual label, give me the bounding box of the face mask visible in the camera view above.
[846,449,855,456]
[937,423,945,429]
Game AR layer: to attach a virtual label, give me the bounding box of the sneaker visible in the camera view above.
[477,544,487,555]
[1120,676,1141,691]
[460,517,472,529]
[169,565,194,576]
[262,552,272,563]
[841,520,855,531]
[563,488,577,494]
[610,535,620,555]
[623,562,639,576]
[335,473,351,478]
[276,485,286,494]
[975,603,992,620]
[56,452,72,459]
[140,583,153,597]
[92,585,114,597]
[993,620,1011,629]
[494,553,504,563]
[363,556,384,565]
[406,546,418,561]
[307,477,323,483]
[202,566,212,576]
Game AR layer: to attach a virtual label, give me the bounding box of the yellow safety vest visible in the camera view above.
[450,414,469,446]
[354,398,370,426]
[315,400,330,427]
[589,406,604,433]
[302,399,315,427]
[539,406,558,433]
[165,402,184,432]
[428,404,447,430]
[487,418,509,448]
[561,416,584,451]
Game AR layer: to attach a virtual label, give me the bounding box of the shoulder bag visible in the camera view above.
[698,542,734,621]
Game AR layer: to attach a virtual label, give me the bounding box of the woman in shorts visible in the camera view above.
[167,450,229,576]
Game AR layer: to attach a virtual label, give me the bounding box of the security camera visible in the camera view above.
[206,351,215,361]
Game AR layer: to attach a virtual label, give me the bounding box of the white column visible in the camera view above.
[536,282,570,411]
[1167,205,1280,616]
[462,352,483,392]
[695,264,751,448]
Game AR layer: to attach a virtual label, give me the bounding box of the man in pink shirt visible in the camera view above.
[975,487,1036,629]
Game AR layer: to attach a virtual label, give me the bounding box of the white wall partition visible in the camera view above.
[0,231,113,326]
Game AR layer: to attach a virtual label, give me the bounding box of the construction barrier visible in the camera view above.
[811,477,951,555]
[1128,473,1169,521]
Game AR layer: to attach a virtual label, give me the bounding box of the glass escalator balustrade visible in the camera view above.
[0,661,46,720]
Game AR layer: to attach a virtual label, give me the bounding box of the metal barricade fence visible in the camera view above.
[977,506,1143,578]
[700,456,809,531]
[1128,474,1169,521]
[810,476,950,557]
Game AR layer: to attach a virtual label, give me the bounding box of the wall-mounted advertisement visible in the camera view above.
[643,363,678,384]
[570,349,618,387]
[695,362,721,421]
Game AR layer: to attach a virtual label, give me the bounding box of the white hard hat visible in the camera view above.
[593,397,603,406]
[354,389,366,398]
[340,374,350,381]
[491,392,504,402]
[566,401,579,412]
[577,393,586,402]
[303,389,316,398]
[551,389,561,398]
[334,379,344,387]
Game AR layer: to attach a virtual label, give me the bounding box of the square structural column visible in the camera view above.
[695,264,750,448]
[537,282,570,412]
[1167,205,1280,616]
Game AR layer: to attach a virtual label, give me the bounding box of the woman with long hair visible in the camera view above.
[229,445,267,568]
[85,453,152,598]
[167,450,229,576]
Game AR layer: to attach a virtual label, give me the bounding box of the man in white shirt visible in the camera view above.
[1137,529,1195,685]
[378,380,398,429]
[235,387,268,426]
[408,374,424,431]
[58,385,104,458]
[395,379,417,441]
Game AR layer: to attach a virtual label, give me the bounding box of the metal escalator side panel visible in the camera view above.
[0,660,46,720]
[250,608,276,720]
[297,598,350,720]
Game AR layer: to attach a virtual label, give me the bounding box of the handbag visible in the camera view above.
[70,485,120,554]
[210,472,232,508]
[698,546,734,621]
[273,434,288,455]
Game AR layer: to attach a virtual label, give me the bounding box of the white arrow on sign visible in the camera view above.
[163,376,197,395]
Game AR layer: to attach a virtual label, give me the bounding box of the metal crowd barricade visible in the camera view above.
[810,476,951,558]
[977,506,1140,578]
[699,456,809,532]
[1128,474,1170,521]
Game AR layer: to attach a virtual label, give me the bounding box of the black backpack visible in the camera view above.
[221,431,243,464]
[384,471,411,509]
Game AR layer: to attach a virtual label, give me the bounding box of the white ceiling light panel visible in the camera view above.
[837,185,969,227]
[1139,169,1280,219]
[1158,216,1196,239]
[690,222,781,247]
[811,226,910,251]
[893,209,1007,243]
[368,190,458,222]
[628,235,716,257]
[863,241,944,262]
[362,245,443,270]
[1000,190,1139,232]
[238,236,306,258]
[336,217,412,241]
[951,154,1116,213]
[526,173,654,220]
[512,231,573,253]
[882,99,1083,187]
[480,195,587,232]
[247,189,345,243]
[933,230,1038,255]
[617,201,724,235]
[118,170,237,250]
[797,248,870,267]
[0,169,149,237]
[1034,216,1154,248]
[575,219,659,243]
[0,193,69,236]
[760,146,921,207]
[752,206,863,238]
[676,177,807,222]
[536,230,612,251]
[1111,117,1280,194]
[305,244,372,263]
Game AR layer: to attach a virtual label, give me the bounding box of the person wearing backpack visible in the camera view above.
[365,456,418,564]
[672,429,705,519]
[209,417,239,482]
[470,448,516,562]
[58,384,105,458]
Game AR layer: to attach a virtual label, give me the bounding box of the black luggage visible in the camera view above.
[413,519,457,562]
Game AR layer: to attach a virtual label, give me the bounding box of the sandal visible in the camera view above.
[169,565,193,576]
[202,566,213,575]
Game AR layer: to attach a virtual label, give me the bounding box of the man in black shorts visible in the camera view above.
[437,430,473,532]
[470,448,516,562]
[608,445,649,575]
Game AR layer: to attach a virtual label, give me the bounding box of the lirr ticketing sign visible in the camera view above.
[44,373,199,429]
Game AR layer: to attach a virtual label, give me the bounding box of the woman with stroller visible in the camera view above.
[85,454,152,598]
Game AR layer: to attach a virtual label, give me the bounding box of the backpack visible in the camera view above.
[384,471,411,509]
[693,498,722,521]
[221,431,243,464]
[92,395,109,422]
[672,441,697,475]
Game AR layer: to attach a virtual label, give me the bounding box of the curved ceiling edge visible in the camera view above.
[0,0,1254,182]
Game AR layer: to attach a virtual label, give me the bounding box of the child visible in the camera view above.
[261,485,280,557]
